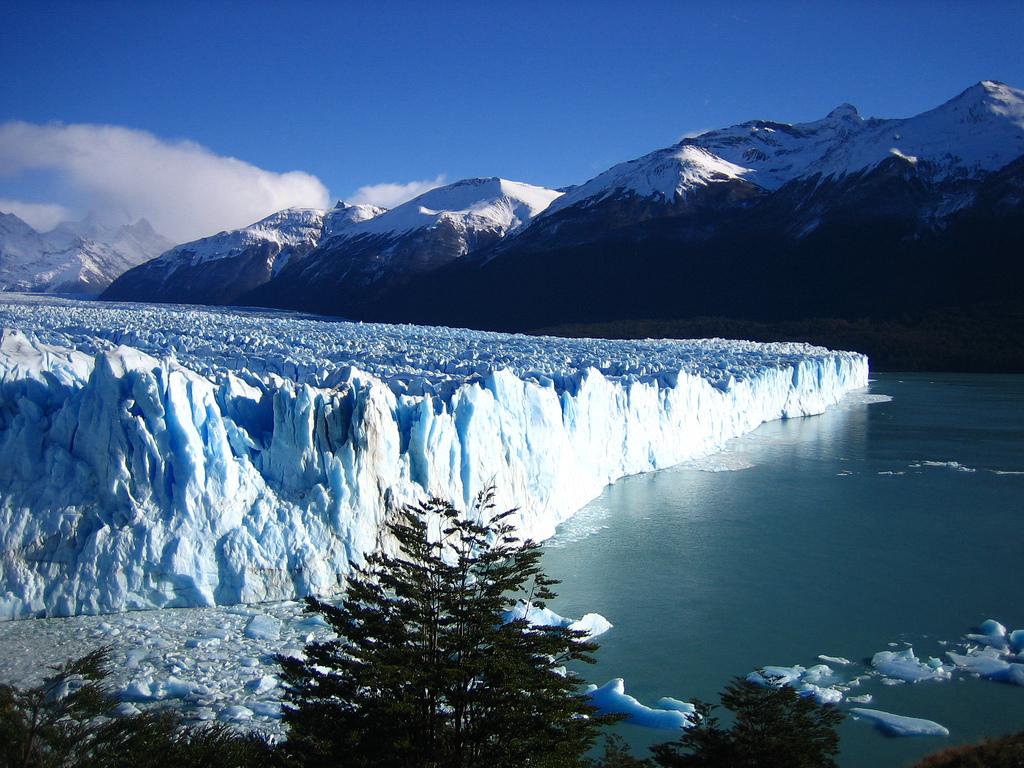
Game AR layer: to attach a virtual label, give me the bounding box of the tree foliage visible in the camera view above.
[278,490,610,768]
[650,676,844,768]
[0,647,271,768]
[913,731,1024,768]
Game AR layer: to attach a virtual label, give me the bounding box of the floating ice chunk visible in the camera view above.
[1009,630,1024,653]
[249,701,282,718]
[504,601,612,639]
[947,648,1024,685]
[294,613,330,630]
[846,393,893,405]
[802,664,837,685]
[219,705,254,722]
[122,675,197,701]
[817,655,852,666]
[747,665,843,704]
[244,615,281,641]
[569,613,613,638]
[656,697,696,715]
[748,666,806,687]
[979,619,1007,637]
[850,708,949,737]
[871,649,952,683]
[585,679,693,730]
[847,694,873,704]
[245,675,279,695]
[676,452,755,472]
[504,602,565,627]
[965,633,1009,649]
[799,684,843,705]
[921,461,976,473]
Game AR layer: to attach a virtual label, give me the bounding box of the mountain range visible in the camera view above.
[0,212,172,295]
[24,81,1024,369]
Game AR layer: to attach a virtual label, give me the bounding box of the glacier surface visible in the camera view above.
[0,295,867,619]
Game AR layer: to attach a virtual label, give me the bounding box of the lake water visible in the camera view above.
[541,373,1024,768]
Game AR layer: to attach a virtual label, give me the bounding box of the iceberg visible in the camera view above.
[947,647,1024,685]
[503,600,612,639]
[746,665,845,705]
[850,708,949,737]
[584,678,693,730]
[0,295,868,619]
[870,648,952,683]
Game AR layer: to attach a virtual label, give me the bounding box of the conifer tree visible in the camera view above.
[650,676,843,768]
[278,490,610,768]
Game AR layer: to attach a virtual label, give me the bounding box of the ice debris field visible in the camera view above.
[0,294,867,620]
[0,598,1018,739]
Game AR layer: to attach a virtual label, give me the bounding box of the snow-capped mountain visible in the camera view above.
[368,80,1024,354]
[0,212,172,295]
[96,80,1024,370]
[546,80,1024,215]
[103,202,385,305]
[238,177,561,316]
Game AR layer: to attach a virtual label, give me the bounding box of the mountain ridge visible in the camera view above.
[0,211,172,295]
[95,80,1024,369]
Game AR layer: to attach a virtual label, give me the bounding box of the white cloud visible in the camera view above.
[0,121,331,242]
[0,198,73,232]
[348,174,446,209]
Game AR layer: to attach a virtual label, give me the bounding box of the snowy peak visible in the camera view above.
[826,103,861,121]
[346,177,562,239]
[545,145,750,215]
[942,80,1024,119]
[0,211,172,295]
[550,79,1024,205]
[141,207,330,278]
[323,201,387,237]
[0,212,38,239]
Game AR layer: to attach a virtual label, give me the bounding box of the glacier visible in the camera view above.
[0,294,867,619]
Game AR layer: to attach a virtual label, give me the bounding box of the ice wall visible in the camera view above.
[0,296,868,619]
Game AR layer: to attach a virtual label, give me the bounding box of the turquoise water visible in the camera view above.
[541,373,1024,768]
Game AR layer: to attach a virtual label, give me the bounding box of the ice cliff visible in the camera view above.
[0,296,868,619]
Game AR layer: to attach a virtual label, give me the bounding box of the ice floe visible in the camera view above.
[850,708,949,737]
[584,678,693,730]
[503,600,612,639]
[870,649,952,683]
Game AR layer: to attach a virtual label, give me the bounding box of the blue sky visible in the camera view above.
[2,0,1023,240]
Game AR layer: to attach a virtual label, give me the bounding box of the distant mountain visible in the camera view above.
[103,203,384,305]
[0,212,172,295]
[237,177,562,315]
[361,81,1024,370]
[96,80,1024,369]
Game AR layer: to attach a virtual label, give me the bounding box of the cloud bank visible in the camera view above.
[348,174,446,209]
[0,198,73,232]
[0,121,330,242]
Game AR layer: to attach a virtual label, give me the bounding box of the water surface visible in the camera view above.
[542,373,1024,768]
